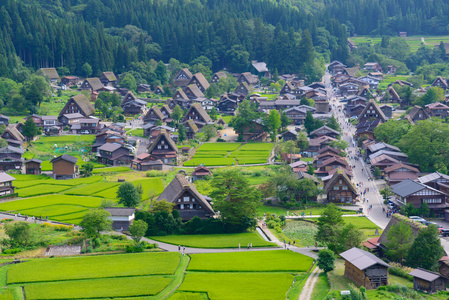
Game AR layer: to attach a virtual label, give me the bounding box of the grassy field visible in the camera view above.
[282,220,318,247]
[127,128,145,138]
[25,275,172,299]
[311,272,331,299]
[188,250,313,272]
[14,175,103,188]
[92,166,131,174]
[0,194,104,224]
[150,232,276,248]
[8,252,180,283]
[351,35,449,52]
[185,143,273,166]
[256,204,357,217]
[178,273,295,300]
[64,181,119,196]
[17,184,72,197]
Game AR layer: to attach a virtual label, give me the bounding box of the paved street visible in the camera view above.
[323,71,389,229]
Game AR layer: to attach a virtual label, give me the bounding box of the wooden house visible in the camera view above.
[406,105,429,124]
[355,119,382,139]
[61,76,79,86]
[306,136,337,157]
[366,142,401,159]
[154,86,164,95]
[0,146,24,171]
[358,76,381,89]
[58,94,95,122]
[183,120,199,139]
[191,166,212,181]
[382,86,401,103]
[181,103,213,129]
[1,124,25,148]
[283,107,307,125]
[38,68,59,83]
[289,160,308,173]
[314,156,351,178]
[0,114,9,126]
[100,72,117,87]
[324,169,357,204]
[386,65,397,75]
[384,163,420,186]
[391,179,448,215]
[51,154,78,180]
[431,76,448,90]
[340,247,391,289]
[211,72,227,83]
[237,72,258,87]
[122,98,147,115]
[157,174,215,221]
[234,119,268,142]
[309,126,340,139]
[71,118,102,134]
[416,171,449,195]
[173,68,193,88]
[97,143,133,166]
[79,78,104,93]
[0,172,16,197]
[235,82,251,96]
[59,113,84,126]
[104,207,135,230]
[425,102,449,118]
[147,130,178,165]
[439,257,449,278]
[121,91,138,107]
[409,268,448,294]
[132,153,166,171]
[368,72,384,80]
[282,130,298,142]
[183,84,205,100]
[189,73,210,92]
[24,159,42,175]
[328,61,346,74]
[358,100,387,124]
[380,105,393,119]
[160,105,173,121]
[364,62,382,72]
[370,154,400,171]
[217,98,238,115]
[144,106,165,125]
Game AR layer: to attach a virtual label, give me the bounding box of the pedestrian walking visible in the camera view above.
[250,243,252,249]
[247,243,249,250]
[178,245,181,252]
[239,243,241,250]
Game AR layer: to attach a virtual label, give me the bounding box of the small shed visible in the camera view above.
[340,247,391,289]
[191,166,212,182]
[50,154,78,180]
[24,159,43,175]
[409,268,448,293]
[104,207,135,231]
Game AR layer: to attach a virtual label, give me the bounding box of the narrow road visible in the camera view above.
[298,267,321,300]
[323,71,389,230]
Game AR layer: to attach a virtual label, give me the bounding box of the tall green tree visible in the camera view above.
[171,105,183,124]
[317,249,336,273]
[116,182,141,207]
[120,73,137,92]
[264,110,281,141]
[80,209,112,239]
[178,124,186,142]
[386,220,414,262]
[210,169,261,229]
[22,117,38,142]
[81,62,93,78]
[315,204,345,251]
[406,225,445,270]
[129,220,148,243]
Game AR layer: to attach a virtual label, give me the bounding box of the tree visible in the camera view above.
[80,209,112,239]
[317,249,336,273]
[326,115,341,133]
[81,62,93,78]
[80,163,94,177]
[380,186,392,203]
[155,61,168,85]
[328,140,348,150]
[300,97,315,107]
[120,73,137,92]
[178,124,186,142]
[373,167,382,179]
[4,221,32,247]
[406,225,445,270]
[171,105,183,123]
[210,169,261,228]
[129,220,148,243]
[116,182,141,207]
[99,199,116,209]
[21,75,50,110]
[149,199,175,214]
[264,110,281,140]
[304,111,323,134]
[202,124,217,141]
[386,220,414,262]
[296,132,309,150]
[315,204,345,251]
[229,100,261,139]
[414,87,445,106]
[336,223,364,252]
[280,110,291,132]
[209,107,218,121]
[22,117,38,142]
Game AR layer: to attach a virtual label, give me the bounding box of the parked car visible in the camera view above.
[439,227,446,234]
[441,229,449,237]
[409,216,426,223]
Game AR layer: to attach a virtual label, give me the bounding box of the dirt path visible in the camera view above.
[298,266,322,300]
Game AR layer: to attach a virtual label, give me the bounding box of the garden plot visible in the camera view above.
[188,251,313,272]
[64,181,119,196]
[8,252,180,283]
[0,195,103,224]
[150,232,275,248]
[184,143,273,166]
[14,175,103,188]
[17,184,72,197]
[178,273,295,300]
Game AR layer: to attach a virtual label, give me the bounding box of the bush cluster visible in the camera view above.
[42,222,73,231]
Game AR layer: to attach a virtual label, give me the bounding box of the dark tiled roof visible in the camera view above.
[409,268,442,282]
[0,172,15,183]
[340,247,391,270]
[99,143,122,152]
[50,154,78,164]
[104,207,135,216]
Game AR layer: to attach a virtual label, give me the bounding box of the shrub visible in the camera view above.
[42,222,73,231]
[126,243,144,253]
[389,262,414,281]
[267,220,277,229]
[3,248,22,254]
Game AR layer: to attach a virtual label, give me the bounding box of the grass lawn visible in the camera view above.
[150,232,276,248]
[28,135,95,160]
[17,184,72,197]
[14,175,103,188]
[178,273,295,300]
[8,252,180,283]
[188,250,313,272]
[327,259,357,291]
[92,166,131,174]
[127,128,145,138]
[169,292,208,300]
[378,75,411,90]
[311,272,330,299]
[282,220,318,247]
[0,194,104,224]
[219,115,233,124]
[24,276,172,299]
